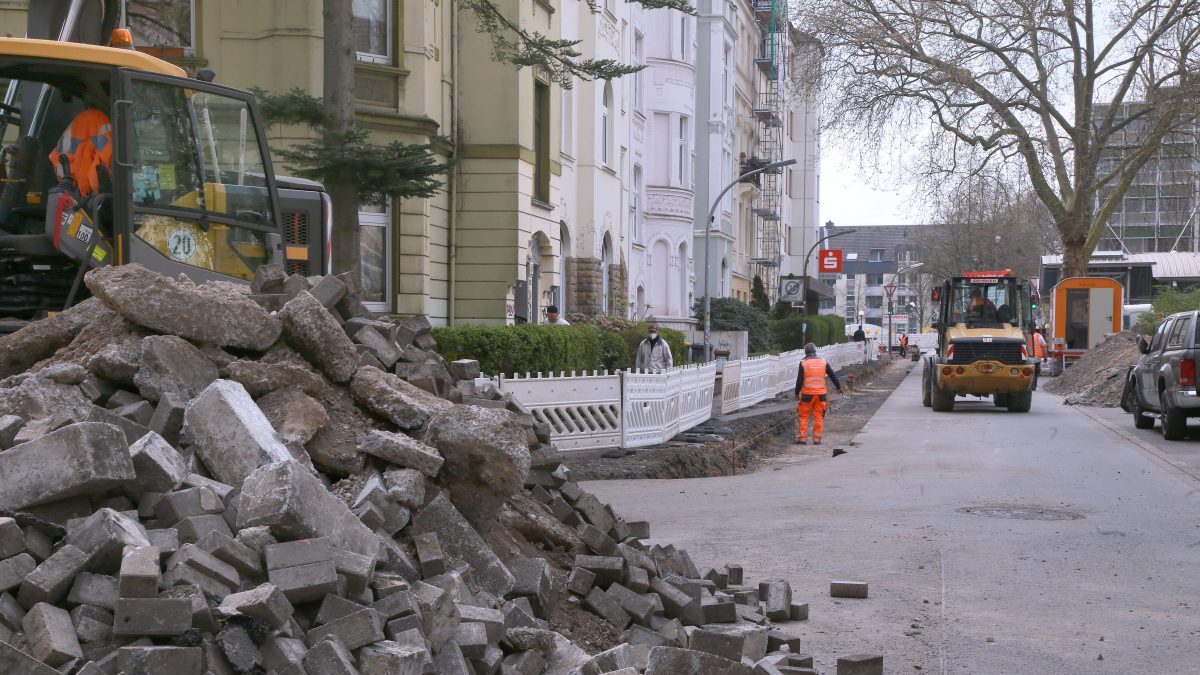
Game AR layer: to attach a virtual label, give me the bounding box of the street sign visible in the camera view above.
[818,249,843,273]
[888,314,909,320]
[884,284,898,298]
[779,279,804,302]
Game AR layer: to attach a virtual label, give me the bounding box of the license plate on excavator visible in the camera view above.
[978,363,996,374]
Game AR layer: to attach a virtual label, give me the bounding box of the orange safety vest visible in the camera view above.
[801,358,829,395]
[48,108,113,199]
[1033,332,1047,358]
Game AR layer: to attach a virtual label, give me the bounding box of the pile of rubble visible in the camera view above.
[1043,331,1142,407]
[0,263,873,675]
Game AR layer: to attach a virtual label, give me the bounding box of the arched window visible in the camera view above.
[559,223,571,313]
[651,241,670,314]
[637,285,646,320]
[601,82,613,166]
[600,234,612,314]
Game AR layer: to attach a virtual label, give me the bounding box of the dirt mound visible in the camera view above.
[1043,331,1141,406]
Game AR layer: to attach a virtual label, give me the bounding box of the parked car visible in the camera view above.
[1121,310,1200,440]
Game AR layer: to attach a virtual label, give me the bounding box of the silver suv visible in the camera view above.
[1122,310,1200,440]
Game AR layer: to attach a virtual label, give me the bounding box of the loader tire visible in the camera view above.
[931,382,955,412]
[1006,390,1032,412]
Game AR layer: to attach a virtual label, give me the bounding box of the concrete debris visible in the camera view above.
[0,263,846,673]
[1043,331,1140,407]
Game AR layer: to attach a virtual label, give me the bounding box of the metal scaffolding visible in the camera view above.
[749,0,788,302]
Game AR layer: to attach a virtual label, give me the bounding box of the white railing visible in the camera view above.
[496,341,873,452]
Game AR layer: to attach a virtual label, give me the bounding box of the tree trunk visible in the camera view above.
[324,0,360,277]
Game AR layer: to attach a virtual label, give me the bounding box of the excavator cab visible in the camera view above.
[0,38,284,321]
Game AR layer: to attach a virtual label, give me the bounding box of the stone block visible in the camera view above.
[0,639,57,674]
[580,523,620,557]
[0,422,134,511]
[19,545,91,608]
[766,630,801,654]
[566,567,596,596]
[269,560,340,605]
[217,622,262,672]
[644,646,753,675]
[154,486,225,525]
[181,380,293,487]
[196,530,261,577]
[457,604,504,643]
[316,593,365,625]
[118,645,203,675]
[260,635,307,673]
[67,507,151,570]
[361,640,426,675]
[413,532,446,578]
[24,602,83,665]
[129,431,188,493]
[698,623,768,662]
[790,602,809,621]
[0,518,25,559]
[584,587,631,630]
[503,650,546,675]
[70,603,113,642]
[306,607,384,651]
[176,514,233,545]
[763,580,792,621]
[113,597,192,636]
[372,589,418,621]
[605,582,655,626]
[410,581,461,651]
[410,494,514,597]
[148,393,186,446]
[574,555,625,588]
[115,400,155,426]
[626,566,650,594]
[359,430,444,477]
[237,460,378,558]
[830,581,868,599]
[309,275,349,308]
[0,415,26,450]
[333,548,375,594]
[0,553,35,593]
[118,546,161,598]
[220,583,294,628]
[508,557,553,619]
[67,573,118,610]
[701,598,737,624]
[302,636,360,675]
[650,578,703,626]
[258,386,329,445]
[265,537,333,571]
[354,326,403,369]
[836,654,883,675]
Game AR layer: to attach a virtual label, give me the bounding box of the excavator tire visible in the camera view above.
[930,381,955,412]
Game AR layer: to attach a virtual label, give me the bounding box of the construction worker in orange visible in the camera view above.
[49,107,112,199]
[793,342,845,446]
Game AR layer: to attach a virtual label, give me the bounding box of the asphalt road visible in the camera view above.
[585,367,1200,674]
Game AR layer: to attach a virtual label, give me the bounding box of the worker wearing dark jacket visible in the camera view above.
[793,342,844,445]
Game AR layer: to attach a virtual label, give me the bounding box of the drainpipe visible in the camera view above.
[447,0,461,324]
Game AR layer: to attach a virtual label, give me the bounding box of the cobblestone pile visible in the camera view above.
[0,263,877,675]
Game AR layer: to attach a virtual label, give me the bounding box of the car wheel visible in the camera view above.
[1131,387,1155,430]
[1160,390,1186,440]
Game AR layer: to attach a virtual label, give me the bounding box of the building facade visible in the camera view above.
[818,223,929,333]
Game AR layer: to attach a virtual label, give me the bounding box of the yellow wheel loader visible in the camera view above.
[921,270,1040,412]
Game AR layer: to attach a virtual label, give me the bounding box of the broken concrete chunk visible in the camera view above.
[280,291,359,383]
[359,430,444,477]
[237,461,378,558]
[350,365,452,430]
[353,325,403,369]
[220,584,294,629]
[0,422,134,511]
[257,387,329,445]
[224,359,326,398]
[85,264,282,350]
[181,380,293,487]
[133,335,219,403]
[129,431,188,493]
[411,494,514,598]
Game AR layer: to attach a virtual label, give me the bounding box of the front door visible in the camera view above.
[1088,288,1114,349]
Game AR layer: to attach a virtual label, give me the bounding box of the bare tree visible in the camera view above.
[798,0,1200,278]
[324,0,360,277]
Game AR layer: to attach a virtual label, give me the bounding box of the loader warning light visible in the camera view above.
[110,28,134,49]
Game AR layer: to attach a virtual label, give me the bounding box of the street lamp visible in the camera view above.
[701,158,797,361]
[887,262,924,359]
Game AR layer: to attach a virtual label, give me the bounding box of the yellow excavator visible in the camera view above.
[921,269,1040,412]
[0,0,328,331]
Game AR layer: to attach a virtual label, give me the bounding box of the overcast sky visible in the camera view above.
[820,139,922,228]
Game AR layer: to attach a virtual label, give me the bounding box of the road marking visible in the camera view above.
[1070,405,1200,487]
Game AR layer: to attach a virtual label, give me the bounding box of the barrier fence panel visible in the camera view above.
[737,356,775,409]
[678,362,718,432]
[720,361,742,415]
[775,350,802,396]
[498,371,622,451]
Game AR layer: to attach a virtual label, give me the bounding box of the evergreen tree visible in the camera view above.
[750,275,772,314]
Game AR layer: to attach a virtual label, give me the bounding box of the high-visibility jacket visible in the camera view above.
[49,108,113,198]
[1033,332,1047,358]
[795,357,842,396]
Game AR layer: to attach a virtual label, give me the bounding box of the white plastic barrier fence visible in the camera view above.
[498,371,622,451]
[496,341,872,452]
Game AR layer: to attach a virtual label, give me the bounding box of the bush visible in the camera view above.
[1137,286,1200,335]
[694,298,773,353]
[768,314,847,351]
[432,324,609,376]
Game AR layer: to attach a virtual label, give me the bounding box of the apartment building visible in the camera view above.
[819,223,929,333]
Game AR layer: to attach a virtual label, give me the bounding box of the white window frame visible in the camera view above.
[359,202,392,312]
[354,0,393,65]
[634,33,645,111]
[633,164,643,243]
[601,83,613,166]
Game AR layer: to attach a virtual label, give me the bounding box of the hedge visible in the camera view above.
[431,322,685,376]
[769,315,847,351]
[693,298,773,353]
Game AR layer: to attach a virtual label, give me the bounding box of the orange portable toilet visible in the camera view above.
[1046,277,1123,370]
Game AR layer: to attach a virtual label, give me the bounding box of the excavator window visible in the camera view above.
[126,78,274,280]
[947,279,1022,329]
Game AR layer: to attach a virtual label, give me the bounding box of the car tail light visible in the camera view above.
[1182,358,1196,387]
[955,367,965,375]
[1023,368,1033,377]
[942,366,952,377]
